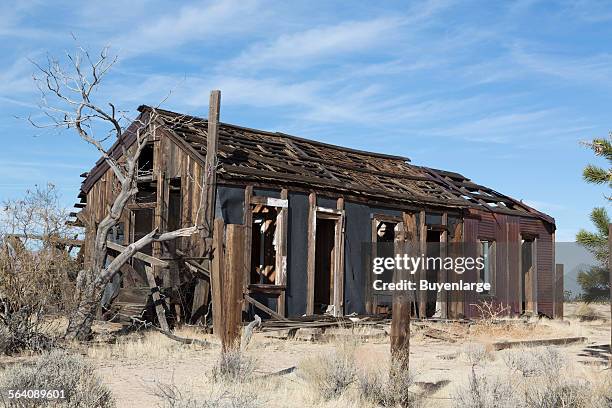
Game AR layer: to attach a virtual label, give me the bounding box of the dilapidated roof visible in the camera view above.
[78,106,554,225]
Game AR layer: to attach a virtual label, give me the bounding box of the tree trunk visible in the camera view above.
[65,269,106,341]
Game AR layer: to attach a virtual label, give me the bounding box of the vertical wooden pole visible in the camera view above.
[306,192,317,315]
[276,189,289,316]
[242,186,253,313]
[554,264,564,319]
[191,90,221,323]
[211,218,225,338]
[334,197,345,317]
[201,90,221,242]
[418,210,427,318]
[391,212,415,371]
[223,224,246,350]
[437,212,448,318]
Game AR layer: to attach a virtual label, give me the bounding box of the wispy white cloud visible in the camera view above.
[510,45,612,84]
[225,0,455,72]
[112,0,267,57]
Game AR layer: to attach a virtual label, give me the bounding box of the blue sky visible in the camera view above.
[0,0,610,241]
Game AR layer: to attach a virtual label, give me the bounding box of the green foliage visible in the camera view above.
[576,266,610,302]
[576,207,609,266]
[581,135,612,192]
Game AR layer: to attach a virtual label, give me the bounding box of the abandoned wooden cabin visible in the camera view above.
[72,103,562,326]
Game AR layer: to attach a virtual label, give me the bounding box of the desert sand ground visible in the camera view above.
[1,303,611,407]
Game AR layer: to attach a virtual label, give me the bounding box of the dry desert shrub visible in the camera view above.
[502,346,565,377]
[454,346,606,408]
[298,343,356,400]
[0,184,79,355]
[575,303,599,321]
[461,343,495,366]
[210,348,256,383]
[155,382,260,408]
[0,350,114,408]
[358,363,422,408]
[452,366,517,408]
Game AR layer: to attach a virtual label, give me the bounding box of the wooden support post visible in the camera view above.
[242,186,253,313]
[391,212,416,371]
[191,90,221,323]
[211,218,225,338]
[437,212,448,318]
[554,264,564,319]
[223,224,246,350]
[144,265,170,332]
[334,197,345,316]
[276,189,289,316]
[201,90,221,242]
[306,192,317,315]
[418,210,427,318]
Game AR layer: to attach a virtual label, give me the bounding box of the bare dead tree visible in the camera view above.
[30,45,198,341]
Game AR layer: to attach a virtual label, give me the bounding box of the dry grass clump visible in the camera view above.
[358,363,422,407]
[575,303,600,321]
[0,350,114,407]
[454,346,608,408]
[461,343,495,366]
[453,366,517,408]
[502,346,565,377]
[298,343,357,400]
[210,348,256,383]
[155,382,260,408]
[87,330,210,361]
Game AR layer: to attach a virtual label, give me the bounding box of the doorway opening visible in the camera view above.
[521,237,536,314]
[313,218,336,313]
[425,230,441,317]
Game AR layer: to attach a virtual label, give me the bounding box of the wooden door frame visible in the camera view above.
[306,194,345,316]
[519,235,538,315]
[367,214,403,314]
[242,186,289,316]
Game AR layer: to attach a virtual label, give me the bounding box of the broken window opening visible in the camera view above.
[138,143,154,177]
[250,205,278,285]
[478,240,496,295]
[136,181,157,203]
[108,222,125,244]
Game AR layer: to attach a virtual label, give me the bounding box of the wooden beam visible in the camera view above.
[306,192,317,315]
[144,265,170,332]
[554,264,564,319]
[251,195,288,208]
[243,185,253,311]
[211,218,225,338]
[223,224,246,350]
[418,210,427,318]
[106,240,168,267]
[276,189,289,316]
[438,212,448,319]
[391,211,416,371]
[334,197,345,317]
[191,90,221,322]
[245,294,289,321]
[201,90,221,242]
